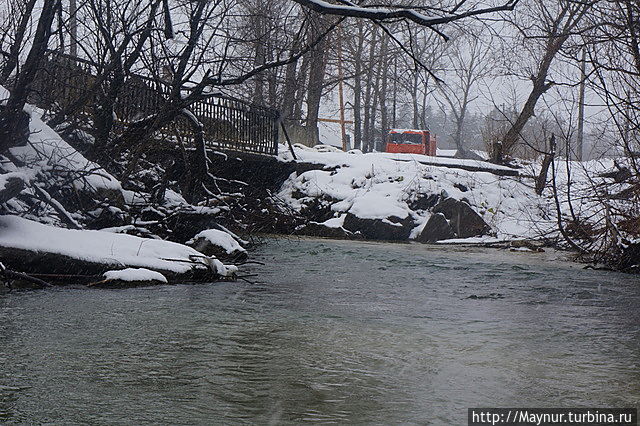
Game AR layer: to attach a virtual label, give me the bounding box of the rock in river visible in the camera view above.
[432,197,491,239]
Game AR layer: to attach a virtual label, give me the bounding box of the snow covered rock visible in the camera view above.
[432,198,491,239]
[409,193,441,211]
[186,229,248,262]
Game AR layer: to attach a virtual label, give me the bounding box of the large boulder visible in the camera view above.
[416,213,455,243]
[432,197,491,238]
[342,212,413,241]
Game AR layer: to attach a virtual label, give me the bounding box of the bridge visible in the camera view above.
[29,52,282,157]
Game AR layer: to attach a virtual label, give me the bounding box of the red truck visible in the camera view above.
[385,129,437,156]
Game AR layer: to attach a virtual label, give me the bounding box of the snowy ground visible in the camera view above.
[278,144,557,241]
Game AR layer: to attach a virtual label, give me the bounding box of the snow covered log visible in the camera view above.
[297,215,360,239]
[0,215,236,283]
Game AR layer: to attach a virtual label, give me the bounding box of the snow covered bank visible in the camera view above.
[0,85,121,195]
[278,145,554,242]
[0,215,237,282]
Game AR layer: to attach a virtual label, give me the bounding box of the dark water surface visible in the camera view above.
[1,238,639,424]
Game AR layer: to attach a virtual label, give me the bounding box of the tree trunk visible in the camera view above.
[0,0,57,153]
[292,54,309,121]
[362,27,378,151]
[352,21,364,150]
[411,71,419,128]
[379,39,390,152]
[497,21,575,162]
[305,19,328,133]
[0,0,38,83]
[536,134,556,195]
[252,18,267,104]
[280,57,298,119]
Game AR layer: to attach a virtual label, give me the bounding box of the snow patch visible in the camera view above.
[104,268,168,283]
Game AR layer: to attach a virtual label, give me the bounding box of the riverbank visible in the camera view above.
[1,90,637,285]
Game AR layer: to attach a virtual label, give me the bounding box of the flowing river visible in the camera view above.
[1,237,639,424]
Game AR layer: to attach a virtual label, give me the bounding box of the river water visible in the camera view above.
[0,237,638,424]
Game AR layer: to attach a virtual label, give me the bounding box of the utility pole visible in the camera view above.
[576,48,586,161]
[336,25,348,151]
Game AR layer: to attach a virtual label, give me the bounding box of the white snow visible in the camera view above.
[103,268,168,283]
[436,149,457,157]
[0,215,235,276]
[187,229,246,254]
[320,214,347,228]
[279,143,518,173]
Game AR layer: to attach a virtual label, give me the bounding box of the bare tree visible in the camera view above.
[493,0,596,163]
[435,28,493,159]
[0,0,58,152]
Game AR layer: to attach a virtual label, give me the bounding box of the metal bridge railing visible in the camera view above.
[30,52,279,156]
